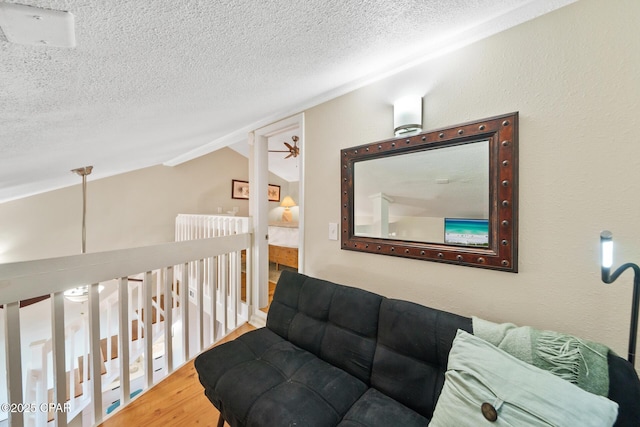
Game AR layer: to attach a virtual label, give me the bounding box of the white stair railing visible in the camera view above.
[175,215,251,348]
[0,225,251,427]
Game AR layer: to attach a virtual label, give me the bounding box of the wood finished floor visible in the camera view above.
[99,322,255,427]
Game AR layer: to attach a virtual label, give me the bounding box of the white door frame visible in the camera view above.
[248,113,305,327]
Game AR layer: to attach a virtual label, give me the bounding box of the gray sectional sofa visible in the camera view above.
[195,271,640,426]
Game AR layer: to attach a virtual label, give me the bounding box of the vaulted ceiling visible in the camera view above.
[0,0,575,202]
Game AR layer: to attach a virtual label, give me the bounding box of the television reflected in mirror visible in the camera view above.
[444,218,489,247]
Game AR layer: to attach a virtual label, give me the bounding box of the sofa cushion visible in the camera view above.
[370,298,472,419]
[338,388,429,427]
[195,327,368,427]
[267,270,383,383]
[429,330,619,427]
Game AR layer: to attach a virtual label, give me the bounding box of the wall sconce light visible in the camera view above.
[280,196,296,222]
[393,96,422,136]
[600,230,640,365]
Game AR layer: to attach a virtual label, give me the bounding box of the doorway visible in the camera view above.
[262,129,301,311]
[249,114,304,325]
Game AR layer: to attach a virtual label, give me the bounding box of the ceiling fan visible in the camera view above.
[269,136,300,159]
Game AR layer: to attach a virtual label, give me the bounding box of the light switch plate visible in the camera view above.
[329,222,339,240]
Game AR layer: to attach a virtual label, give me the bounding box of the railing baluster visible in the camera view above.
[4,302,24,427]
[137,281,143,350]
[234,250,241,329]
[229,252,237,329]
[106,289,112,374]
[246,244,252,313]
[118,276,131,408]
[155,272,161,325]
[220,253,228,335]
[51,291,67,427]
[181,262,190,361]
[82,317,89,407]
[164,266,174,374]
[69,325,77,409]
[197,259,204,352]
[89,282,103,424]
[208,256,216,345]
[143,271,154,389]
[38,340,48,426]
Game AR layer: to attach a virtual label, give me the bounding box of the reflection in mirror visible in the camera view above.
[354,140,489,244]
[341,112,518,272]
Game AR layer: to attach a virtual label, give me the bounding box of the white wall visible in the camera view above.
[303,0,640,356]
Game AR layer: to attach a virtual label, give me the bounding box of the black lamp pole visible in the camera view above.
[600,230,640,365]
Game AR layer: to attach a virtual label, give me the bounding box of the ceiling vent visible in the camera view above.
[0,2,75,47]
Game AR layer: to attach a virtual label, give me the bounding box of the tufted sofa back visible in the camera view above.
[267,270,382,383]
[266,269,472,416]
[371,298,472,418]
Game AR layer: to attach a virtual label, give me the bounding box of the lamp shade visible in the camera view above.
[394,96,422,136]
[281,196,296,208]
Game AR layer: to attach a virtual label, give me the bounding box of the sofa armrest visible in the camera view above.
[608,351,640,426]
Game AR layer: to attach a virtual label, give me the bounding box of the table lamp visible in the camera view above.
[281,196,296,222]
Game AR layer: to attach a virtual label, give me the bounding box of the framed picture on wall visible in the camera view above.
[231,180,250,200]
[268,184,281,202]
[232,180,281,202]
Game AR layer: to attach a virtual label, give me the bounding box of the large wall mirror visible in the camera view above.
[341,112,518,272]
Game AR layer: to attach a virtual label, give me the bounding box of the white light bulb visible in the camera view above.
[602,240,613,268]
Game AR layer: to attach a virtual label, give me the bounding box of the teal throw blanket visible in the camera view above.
[472,317,610,396]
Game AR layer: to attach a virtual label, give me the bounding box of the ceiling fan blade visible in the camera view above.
[271,136,300,159]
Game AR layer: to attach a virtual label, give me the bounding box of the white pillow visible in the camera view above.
[429,330,618,427]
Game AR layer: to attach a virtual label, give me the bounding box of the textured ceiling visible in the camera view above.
[0,0,575,202]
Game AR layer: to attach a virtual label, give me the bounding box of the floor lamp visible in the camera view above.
[600,230,640,365]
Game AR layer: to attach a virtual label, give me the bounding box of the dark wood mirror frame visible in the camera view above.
[341,112,518,272]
